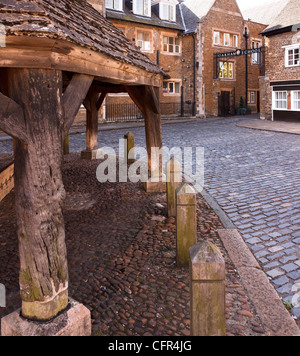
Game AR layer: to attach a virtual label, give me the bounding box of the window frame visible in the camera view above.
[273,91,288,111]
[105,0,123,11]
[213,31,220,45]
[292,91,300,111]
[136,30,152,52]
[160,2,176,22]
[133,0,151,17]
[162,81,181,95]
[284,45,300,68]
[162,36,181,54]
[233,35,239,48]
[224,33,230,47]
[219,61,234,80]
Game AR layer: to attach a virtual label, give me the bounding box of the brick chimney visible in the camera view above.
[87,0,106,16]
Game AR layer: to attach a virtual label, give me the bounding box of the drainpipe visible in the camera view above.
[192,33,196,117]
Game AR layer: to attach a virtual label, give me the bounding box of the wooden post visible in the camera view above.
[176,183,197,267]
[0,68,93,321]
[166,157,182,217]
[63,134,70,155]
[81,88,106,160]
[126,85,165,193]
[190,241,226,336]
[124,132,135,164]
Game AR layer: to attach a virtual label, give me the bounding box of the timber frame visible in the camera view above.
[0,0,166,324]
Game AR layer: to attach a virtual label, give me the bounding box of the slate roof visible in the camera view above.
[0,0,163,75]
[106,0,185,31]
[261,0,300,36]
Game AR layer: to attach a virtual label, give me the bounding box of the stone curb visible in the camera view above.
[199,187,300,336]
[218,229,300,336]
[236,120,300,136]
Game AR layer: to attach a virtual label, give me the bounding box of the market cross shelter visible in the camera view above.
[0,0,166,336]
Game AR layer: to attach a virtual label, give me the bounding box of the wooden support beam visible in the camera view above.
[126,85,164,192]
[81,88,106,160]
[4,68,94,321]
[62,73,94,138]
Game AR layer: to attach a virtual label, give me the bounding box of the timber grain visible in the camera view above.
[0,0,163,76]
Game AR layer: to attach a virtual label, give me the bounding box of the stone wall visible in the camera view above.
[87,0,106,16]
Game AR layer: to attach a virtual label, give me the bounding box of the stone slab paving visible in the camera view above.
[0,154,269,336]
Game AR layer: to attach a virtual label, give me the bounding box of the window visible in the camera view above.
[133,0,151,17]
[224,33,230,47]
[213,31,220,45]
[292,91,300,110]
[248,91,256,104]
[163,36,180,54]
[252,41,261,65]
[219,61,234,79]
[233,35,239,48]
[285,46,300,67]
[274,91,287,110]
[137,31,151,51]
[105,0,123,11]
[163,81,180,95]
[160,3,176,22]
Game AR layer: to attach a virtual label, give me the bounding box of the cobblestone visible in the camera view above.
[1,114,300,329]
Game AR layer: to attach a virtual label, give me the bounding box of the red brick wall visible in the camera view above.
[260,30,300,120]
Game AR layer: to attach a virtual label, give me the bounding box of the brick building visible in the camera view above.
[259,0,300,121]
[180,0,267,117]
[105,0,193,117]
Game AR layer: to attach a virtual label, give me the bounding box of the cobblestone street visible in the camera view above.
[1,115,300,328]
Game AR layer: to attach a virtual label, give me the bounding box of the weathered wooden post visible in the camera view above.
[124,132,135,164]
[63,134,70,155]
[166,157,182,217]
[190,241,226,336]
[176,183,197,267]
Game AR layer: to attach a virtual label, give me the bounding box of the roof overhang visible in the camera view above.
[0,36,164,88]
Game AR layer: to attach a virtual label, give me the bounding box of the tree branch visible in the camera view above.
[62,74,94,137]
[0,92,28,143]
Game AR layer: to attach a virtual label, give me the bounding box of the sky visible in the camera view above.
[237,0,274,10]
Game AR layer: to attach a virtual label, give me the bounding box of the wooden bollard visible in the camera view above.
[176,183,197,267]
[166,157,182,217]
[63,134,70,155]
[124,132,135,164]
[190,241,226,336]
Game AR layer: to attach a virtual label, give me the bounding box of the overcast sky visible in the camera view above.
[237,0,273,9]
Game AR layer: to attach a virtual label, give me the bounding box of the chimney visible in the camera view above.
[87,0,106,16]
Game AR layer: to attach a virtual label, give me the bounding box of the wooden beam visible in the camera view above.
[62,73,94,137]
[0,92,28,143]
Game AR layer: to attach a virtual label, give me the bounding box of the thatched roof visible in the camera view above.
[0,0,164,77]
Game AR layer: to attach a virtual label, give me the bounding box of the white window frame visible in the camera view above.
[105,0,123,11]
[163,36,180,54]
[224,33,230,47]
[137,31,151,52]
[133,0,151,17]
[248,91,256,104]
[273,91,288,110]
[163,81,181,95]
[160,2,176,22]
[219,61,234,80]
[292,91,300,111]
[233,35,239,48]
[252,40,262,65]
[284,45,300,67]
[213,31,220,45]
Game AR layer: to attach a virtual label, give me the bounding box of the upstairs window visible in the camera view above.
[252,41,262,65]
[137,31,151,51]
[213,31,220,45]
[160,3,176,22]
[285,45,300,67]
[224,33,230,47]
[163,81,180,95]
[233,35,239,48]
[105,0,123,11]
[133,0,151,17]
[163,36,180,54]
